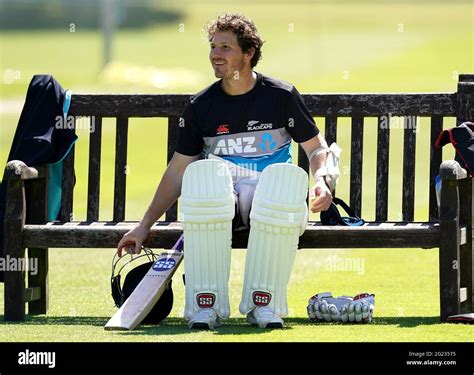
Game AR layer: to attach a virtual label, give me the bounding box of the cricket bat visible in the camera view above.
[104,234,184,330]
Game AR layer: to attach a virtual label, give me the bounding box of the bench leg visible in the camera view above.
[439,241,461,322]
[4,178,26,321]
[27,247,49,315]
[460,242,473,314]
[439,178,462,322]
[4,244,26,321]
[459,177,473,313]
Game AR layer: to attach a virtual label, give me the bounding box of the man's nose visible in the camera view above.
[210,48,221,60]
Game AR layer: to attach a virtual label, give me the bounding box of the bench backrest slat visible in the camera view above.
[429,115,444,221]
[165,116,180,221]
[323,115,338,196]
[376,116,390,221]
[297,144,309,174]
[297,144,309,205]
[402,118,417,221]
[87,116,102,222]
[325,115,337,145]
[60,122,75,222]
[113,117,128,222]
[350,116,364,217]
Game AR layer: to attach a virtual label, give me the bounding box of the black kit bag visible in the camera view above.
[321,197,365,226]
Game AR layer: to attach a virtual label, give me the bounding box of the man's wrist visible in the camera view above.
[313,171,332,192]
[313,166,328,182]
[139,217,154,231]
[314,176,326,185]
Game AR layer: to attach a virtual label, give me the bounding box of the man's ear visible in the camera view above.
[245,47,256,62]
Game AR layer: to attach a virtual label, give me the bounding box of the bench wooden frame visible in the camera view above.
[3,74,473,322]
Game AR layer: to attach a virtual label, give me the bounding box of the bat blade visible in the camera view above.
[105,236,184,331]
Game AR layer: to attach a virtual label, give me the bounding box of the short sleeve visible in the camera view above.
[175,103,204,156]
[285,87,320,143]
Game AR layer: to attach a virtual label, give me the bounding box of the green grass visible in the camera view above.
[0,0,473,342]
[0,248,473,342]
[0,0,472,98]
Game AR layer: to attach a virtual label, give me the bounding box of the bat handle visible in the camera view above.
[171,234,184,251]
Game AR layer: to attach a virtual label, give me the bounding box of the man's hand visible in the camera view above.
[310,177,332,213]
[116,224,150,257]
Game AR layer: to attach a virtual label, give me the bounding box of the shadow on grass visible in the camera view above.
[0,316,276,336]
[372,317,440,327]
[130,317,291,336]
[0,315,107,327]
[270,317,440,328]
[0,315,442,334]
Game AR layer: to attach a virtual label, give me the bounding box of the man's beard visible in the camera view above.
[212,59,245,79]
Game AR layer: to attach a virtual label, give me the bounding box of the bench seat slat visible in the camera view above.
[23,221,446,249]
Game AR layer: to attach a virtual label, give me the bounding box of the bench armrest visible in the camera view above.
[4,160,47,181]
[439,160,468,181]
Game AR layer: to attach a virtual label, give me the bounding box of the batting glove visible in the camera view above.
[307,292,353,322]
[341,293,375,323]
[307,292,375,323]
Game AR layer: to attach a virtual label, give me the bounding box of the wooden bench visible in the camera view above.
[3,74,473,322]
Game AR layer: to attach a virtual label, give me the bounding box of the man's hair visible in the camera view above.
[206,13,264,68]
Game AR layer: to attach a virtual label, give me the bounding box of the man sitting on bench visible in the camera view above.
[117,13,332,329]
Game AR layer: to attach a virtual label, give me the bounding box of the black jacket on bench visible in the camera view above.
[0,75,77,281]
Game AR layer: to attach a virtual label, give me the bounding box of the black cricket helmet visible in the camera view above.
[111,247,173,324]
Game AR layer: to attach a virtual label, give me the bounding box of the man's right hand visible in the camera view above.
[116,224,150,257]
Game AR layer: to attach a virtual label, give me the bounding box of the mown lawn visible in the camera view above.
[0,248,473,342]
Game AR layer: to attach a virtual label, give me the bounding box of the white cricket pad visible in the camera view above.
[181,159,235,320]
[239,163,308,317]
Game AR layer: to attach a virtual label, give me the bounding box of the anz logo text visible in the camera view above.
[214,137,257,155]
[213,133,277,155]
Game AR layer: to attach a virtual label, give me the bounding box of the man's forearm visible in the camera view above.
[309,138,329,180]
[140,166,183,230]
[310,150,327,179]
